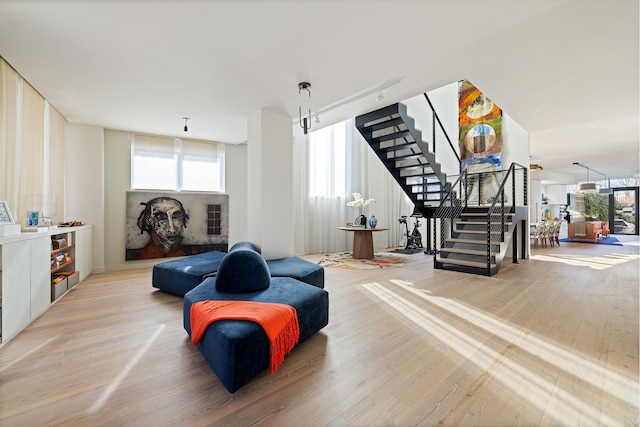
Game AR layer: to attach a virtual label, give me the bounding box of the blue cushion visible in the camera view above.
[152,251,226,296]
[215,249,270,293]
[184,276,329,393]
[228,241,260,253]
[266,256,324,289]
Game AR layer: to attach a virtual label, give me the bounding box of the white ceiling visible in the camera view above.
[0,0,638,183]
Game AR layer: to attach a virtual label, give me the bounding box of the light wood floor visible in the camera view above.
[1,237,638,426]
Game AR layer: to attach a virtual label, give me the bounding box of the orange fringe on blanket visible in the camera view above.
[190,300,300,374]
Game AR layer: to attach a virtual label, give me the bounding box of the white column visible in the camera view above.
[247,108,294,259]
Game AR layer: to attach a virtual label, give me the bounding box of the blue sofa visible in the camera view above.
[152,241,324,296]
[183,247,329,393]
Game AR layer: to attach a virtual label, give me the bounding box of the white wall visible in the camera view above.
[103,129,134,271]
[247,108,294,259]
[102,129,248,271]
[225,143,248,244]
[65,122,105,273]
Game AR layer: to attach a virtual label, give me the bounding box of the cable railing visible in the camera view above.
[431,162,528,273]
[485,163,528,271]
[404,93,460,200]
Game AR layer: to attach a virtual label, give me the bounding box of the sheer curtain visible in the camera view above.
[294,118,414,255]
[1,58,67,226]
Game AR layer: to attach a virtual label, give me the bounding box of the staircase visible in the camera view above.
[355,102,450,218]
[355,98,529,276]
[432,164,529,276]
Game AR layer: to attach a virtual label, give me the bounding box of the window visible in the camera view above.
[207,204,222,235]
[308,119,347,198]
[132,135,225,192]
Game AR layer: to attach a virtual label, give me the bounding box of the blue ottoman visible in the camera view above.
[152,251,226,296]
[154,241,324,296]
[152,241,259,296]
[184,249,329,393]
[267,256,325,289]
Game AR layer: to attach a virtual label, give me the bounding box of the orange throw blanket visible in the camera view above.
[190,300,300,374]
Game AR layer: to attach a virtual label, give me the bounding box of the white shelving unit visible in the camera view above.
[0,225,92,344]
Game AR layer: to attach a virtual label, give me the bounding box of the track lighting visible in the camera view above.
[573,162,610,193]
[183,117,189,132]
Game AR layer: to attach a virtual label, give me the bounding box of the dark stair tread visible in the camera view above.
[376,141,419,152]
[461,212,515,216]
[372,130,415,144]
[364,117,406,132]
[454,229,504,235]
[437,258,496,269]
[439,247,498,256]
[455,220,512,225]
[446,238,491,245]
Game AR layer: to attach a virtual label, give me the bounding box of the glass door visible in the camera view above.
[610,187,639,235]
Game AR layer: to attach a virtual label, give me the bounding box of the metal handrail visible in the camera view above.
[423,93,461,170]
[485,162,528,274]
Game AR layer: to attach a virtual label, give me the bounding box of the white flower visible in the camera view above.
[346,192,376,214]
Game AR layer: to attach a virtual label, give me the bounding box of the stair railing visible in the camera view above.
[423,93,461,170]
[403,94,461,207]
[432,169,467,253]
[485,162,528,275]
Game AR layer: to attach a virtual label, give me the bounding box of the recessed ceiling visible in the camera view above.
[0,0,637,182]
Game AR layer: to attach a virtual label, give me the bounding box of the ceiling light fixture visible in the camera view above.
[376,90,384,102]
[183,117,189,132]
[573,162,610,193]
[298,82,312,135]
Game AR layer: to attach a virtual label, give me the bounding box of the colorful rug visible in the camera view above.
[318,252,411,269]
[559,236,623,246]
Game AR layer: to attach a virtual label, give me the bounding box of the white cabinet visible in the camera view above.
[31,237,51,317]
[0,225,92,344]
[0,235,50,342]
[74,227,93,282]
[1,240,32,341]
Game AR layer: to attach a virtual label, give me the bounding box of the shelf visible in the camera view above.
[51,244,73,255]
[51,259,73,274]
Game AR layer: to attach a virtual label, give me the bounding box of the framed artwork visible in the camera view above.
[125,191,229,261]
[0,200,15,225]
[27,211,39,227]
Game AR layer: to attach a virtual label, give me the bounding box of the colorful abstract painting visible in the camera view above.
[458,80,503,204]
[458,79,503,172]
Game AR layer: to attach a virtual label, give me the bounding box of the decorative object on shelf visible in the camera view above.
[0,200,20,236]
[347,192,376,229]
[369,214,377,229]
[27,210,39,227]
[41,194,58,226]
[0,200,15,224]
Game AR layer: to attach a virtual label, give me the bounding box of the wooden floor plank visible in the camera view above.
[1,237,638,426]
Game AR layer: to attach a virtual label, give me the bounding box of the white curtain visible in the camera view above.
[294,118,414,255]
[0,58,67,226]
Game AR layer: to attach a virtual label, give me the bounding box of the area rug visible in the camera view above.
[559,236,623,246]
[318,251,411,269]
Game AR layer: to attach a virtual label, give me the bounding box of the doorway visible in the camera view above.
[610,187,639,235]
